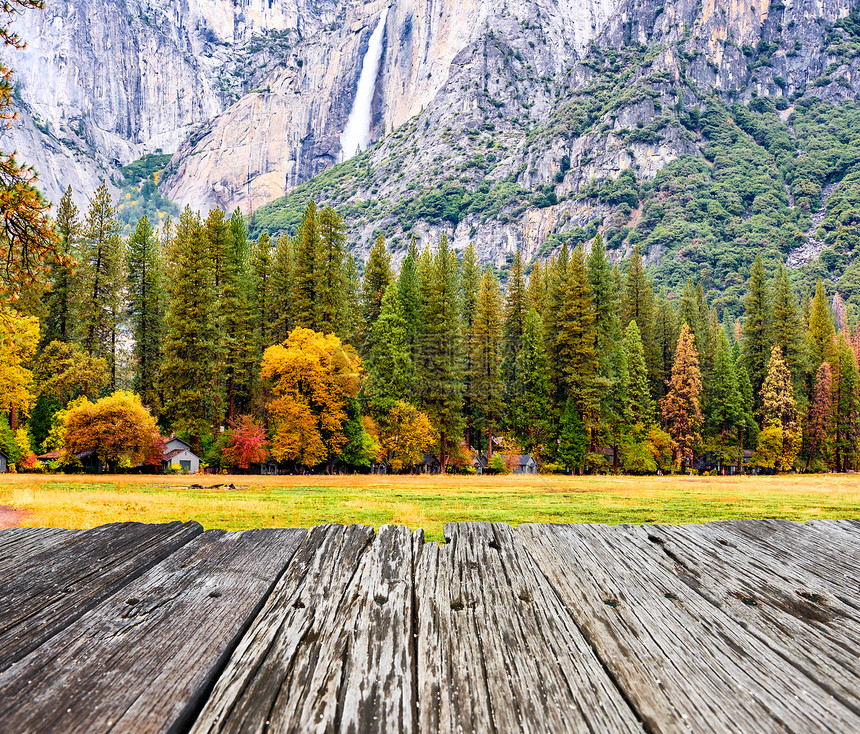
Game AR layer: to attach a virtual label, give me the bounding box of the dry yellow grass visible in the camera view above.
[1,472,858,541]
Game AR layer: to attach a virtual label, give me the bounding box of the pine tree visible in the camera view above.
[741,254,772,413]
[759,346,802,471]
[42,186,80,345]
[460,242,481,445]
[622,320,654,427]
[74,181,124,389]
[398,236,422,338]
[315,206,347,334]
[587,233,624,451]
[833,334,860,471]
[502,249,529,420]
[508,308,552,453]
[653,291,679,407]
[554,246,598,431]
[293,202,319,329]
[250,233,274,354]
[126,215,164,410]
[270,231,295,344]
[662,323,703,470]
[362,282,413,417]
[160,206,220,450]
[221,211,255,420]
[807,279,836,371]
[704,326,743,470]
[621,244,658,392]
[734,343,758,470]
[527,259,547,316]
[771,264,807,385]
[421,234,463,471]
[471,268,504,455]
[342,253,362,346]
[558,399,588,473]
[361,233,393,339]
[806,362,834,470]
[204,208,230,295]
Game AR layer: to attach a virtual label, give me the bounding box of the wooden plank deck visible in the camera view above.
[0,519,858,733]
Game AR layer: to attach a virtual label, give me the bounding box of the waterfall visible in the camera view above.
[339,8,389,162]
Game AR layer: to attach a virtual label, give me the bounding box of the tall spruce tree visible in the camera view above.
[471,268,504,455]
[587,234,624,449]
[270,231,295,344]
[221,211,255,419]
[502,249,529,418]
[771,264,807,385]
[250,233,275,353]
[806,362,834,470]
[342,253,362,346]
[508,308,552,453]
[705,326,743,470]
[42,186,80,345]
[621,244,659,393]
[398,237,422,339]
[160,206,220,450]
[653,291,679,407]
[554,246,598,432]
[421,235,463,471]
[527,259,547,316]
[362,282,413,417]
[74,181,124,389]
[741,255,772,414]
[807,279,836,372]
[460,242,481,445]
[293,202,319,329]
[315,206,347,334]
[126,215,164,410]
[204,208,230,294]
[361,234,393,340]
[622,320,654,427]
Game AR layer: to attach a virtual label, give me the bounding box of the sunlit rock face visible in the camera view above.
[3,0,859,242]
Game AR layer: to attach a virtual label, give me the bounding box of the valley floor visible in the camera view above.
[1,474,858,541]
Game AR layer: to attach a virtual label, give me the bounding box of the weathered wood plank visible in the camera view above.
[414,522,644,734]
[0,527,80,568]
[0,528,304,733]
[623,522,860,717]
[519,522,860,733]
[190,523,416,734]
[711,519,860,602]
[0,521,202,669]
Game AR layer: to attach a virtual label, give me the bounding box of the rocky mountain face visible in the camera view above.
[5,0,860,277]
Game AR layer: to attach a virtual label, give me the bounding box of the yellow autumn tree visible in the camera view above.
[64,391,161,471]
[261,328,362,468]
[377,400,436,472]
[0,307,38,419]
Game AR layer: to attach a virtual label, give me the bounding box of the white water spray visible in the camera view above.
[340,8,388,161]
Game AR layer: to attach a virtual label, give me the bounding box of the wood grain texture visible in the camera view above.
[518,522,860,733]
[413,522,644,734]
[0,528,304,734]
[623,522,860,717]
[190,523,416,734]
[0,521,202,669]
[0,527,80,568]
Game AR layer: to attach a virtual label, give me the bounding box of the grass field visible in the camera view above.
[1,473,859,541]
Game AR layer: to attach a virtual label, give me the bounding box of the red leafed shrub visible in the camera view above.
[222,415,269,469]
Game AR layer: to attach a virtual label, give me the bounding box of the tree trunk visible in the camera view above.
[487,423,493,460]
[10,406,17,431]
[440,431,447,475]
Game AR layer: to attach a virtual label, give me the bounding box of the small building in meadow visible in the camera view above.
[161,437,200,474]
[371,459,389,475]
[36,450,62,467]
[505,454,538,475]
[417,453,442,475]
[472,454,488,475]
[0,450,7,473]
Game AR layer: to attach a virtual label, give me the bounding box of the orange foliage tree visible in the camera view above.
[261,328,362,469]
[63,391,161,471]
[223,414,270,469]
[661,323,703,470]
